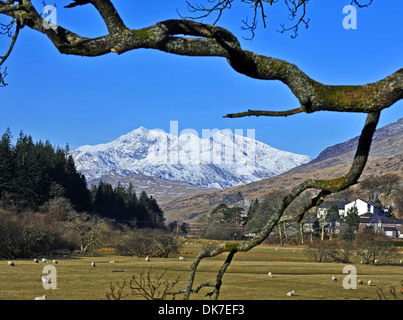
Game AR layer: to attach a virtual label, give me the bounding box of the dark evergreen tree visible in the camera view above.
[0,128,165,228]
[345,205,360,232]
[0,128,15,204]
[0,129,92,212]
[13,132,41,209]
[147,196,165,228]
[63,154,92,212]
[245,199,260,225]
[91,184,165,228]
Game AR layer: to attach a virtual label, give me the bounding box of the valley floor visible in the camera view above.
[1,242,402,300]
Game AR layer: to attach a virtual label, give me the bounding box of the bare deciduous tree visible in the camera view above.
[0,1,401,299]
[0,209,63,258]
[393,185,403,217]
[355,231,398,265]
[105,268,180,300]
[67,210,104,254]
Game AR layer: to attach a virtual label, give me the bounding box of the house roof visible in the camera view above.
[359,213,379,224]
[359,212,378,219]
[379,217,403,225]
[359,213,403,226]
[351,199,385,209]
[325,217,342,222]
[305,217,318,223]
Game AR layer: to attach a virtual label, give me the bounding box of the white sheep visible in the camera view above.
[268,272,273,279]
[145,256,150,262]
[42,258,48,263]
[52,259,58,264]
[109,260,115,263]
[8,261,15,267]
[179,256,185,261]
[286,290,295,296]
[34,295,46,300]
[33,258,39,264]
[332,276,337,282]
[358,279,363,285]
[91,262,96,267]
[367,280,372,286]
[42,276,48,284]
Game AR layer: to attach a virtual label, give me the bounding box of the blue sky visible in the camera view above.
[1,0,402,158]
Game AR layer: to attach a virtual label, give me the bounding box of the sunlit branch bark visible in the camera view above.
[1,1,401,114]
[65,0,127,35]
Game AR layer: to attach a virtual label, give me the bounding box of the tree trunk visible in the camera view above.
[321,217,325,241]
[300,223,304,245]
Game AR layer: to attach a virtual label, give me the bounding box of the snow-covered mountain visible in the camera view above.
[71,127,312,189]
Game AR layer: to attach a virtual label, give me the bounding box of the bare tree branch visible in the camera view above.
[182,0,373,39]
[180,0,234,26]
[183,111,380,299]
[351,0,373,8]
[224,107,304,118]
[65,0,126,35]
[1,1,399,114]
[0,20,20,68]
[0,17,20,86]
[0,0,399,300]
[182,0,308,39]
[64,0,91,9]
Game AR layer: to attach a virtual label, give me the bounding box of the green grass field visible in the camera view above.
[1,242,402,300]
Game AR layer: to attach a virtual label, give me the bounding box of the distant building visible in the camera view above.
[344,199,388,217]
[303,217,343,235]
[317,201,349,218]
[324,217,343,234]
[358,212,403,238]
[303,199,402,238]
[303,217,318,234]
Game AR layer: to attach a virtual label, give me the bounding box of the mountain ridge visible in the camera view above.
[312,118,403,164]
[71,126,312,191]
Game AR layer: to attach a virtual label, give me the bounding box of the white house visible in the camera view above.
[344,199,386,217]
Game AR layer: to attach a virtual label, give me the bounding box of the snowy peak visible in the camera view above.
[72,126,312,189]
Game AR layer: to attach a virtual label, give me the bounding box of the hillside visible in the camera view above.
[86,172,213,202]
[159,118,403,222]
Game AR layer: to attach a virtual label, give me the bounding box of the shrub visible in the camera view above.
[114,229,183,257]
[355,231,398,264]
[0,210,66,258]
[304,239,353,263]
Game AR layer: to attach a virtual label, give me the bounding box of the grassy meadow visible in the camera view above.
[1,241,402,300]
